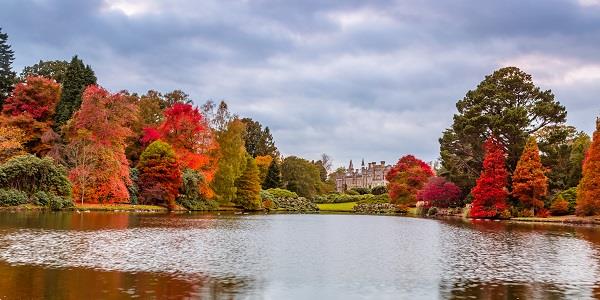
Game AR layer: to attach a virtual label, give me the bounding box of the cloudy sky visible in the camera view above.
[3,0,600,168]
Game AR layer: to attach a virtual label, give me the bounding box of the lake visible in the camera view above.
[0,211,599,299]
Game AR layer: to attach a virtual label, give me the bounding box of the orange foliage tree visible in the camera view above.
[137,140,182,210]
[470,136,509,218]
[64,85,137,203]
[255,155,273,183]
[576,119,600,216]
[142,103,218,197]
[0,125,25,163]
[512,137,548,215]
[1,76,61,155]
[385,155,434,205]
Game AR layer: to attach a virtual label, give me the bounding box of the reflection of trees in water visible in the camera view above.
[0,262,259,299]
[437,218,600,299]
[438,280,591,300]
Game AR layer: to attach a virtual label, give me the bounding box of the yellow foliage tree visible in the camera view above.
[0,125,25,163]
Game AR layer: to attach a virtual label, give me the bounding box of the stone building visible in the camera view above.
[335,159,392,192]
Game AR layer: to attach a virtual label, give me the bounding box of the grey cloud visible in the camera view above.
[2,0,600,167]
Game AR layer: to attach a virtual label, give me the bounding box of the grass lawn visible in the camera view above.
[74,203,168,212]
[317,202,357,212]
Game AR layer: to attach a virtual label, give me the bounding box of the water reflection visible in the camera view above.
[0,212,599,299]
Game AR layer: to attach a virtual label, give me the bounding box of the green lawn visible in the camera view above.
[317,202,357,212]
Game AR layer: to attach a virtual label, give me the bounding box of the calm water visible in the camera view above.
[0,212,599,299]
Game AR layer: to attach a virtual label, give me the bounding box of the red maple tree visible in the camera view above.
[386,155,434,205]
[65,85,138,203]
[137,140,182,210]
[1,76,62,155]
[416,176,461,208]
[143,103,219,181]
[470,136,509,218]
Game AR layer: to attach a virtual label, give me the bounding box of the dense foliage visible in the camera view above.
[385,155,434,205]
[576,121,600,216]
[234,155,262,210]
[212,119,246,203]
[263,159,282,189]
[416,177,461,208]
[20,60,69,83]
[281,156,323,198]
[241,118,278,158]
[470,137,509,218]
[65,85,136,203]
[440,67,566,193]
[512,137,548,215]
[54,56,97,127]
[0,154,71,198]
[1,76,61,156]
[137,141,182,210]
[0,28,15,108]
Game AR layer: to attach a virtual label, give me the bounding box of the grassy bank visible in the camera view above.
[317,202,357,212]
[511,215,600,225]
[74,203,168,212]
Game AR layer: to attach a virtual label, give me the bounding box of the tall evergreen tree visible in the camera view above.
[576,118,600,216]
[440,67,566,193]
[512,137,548,215]
[235,155,262,210]
[241,117,278,158]
[54,56,97,128]
[263,159,282,189]
[0,28,16,109]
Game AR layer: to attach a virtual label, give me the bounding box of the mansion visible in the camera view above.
[335,159,392,192]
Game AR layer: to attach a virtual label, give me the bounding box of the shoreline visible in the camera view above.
[2,204,600,227]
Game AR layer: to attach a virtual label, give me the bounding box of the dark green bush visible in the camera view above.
[0,155,71,197]
[177,169,217,210]
[351,187,371,195]
[371,185,387,195]
[0,189,28,206]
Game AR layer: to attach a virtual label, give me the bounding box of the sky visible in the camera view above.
[2,0,600,168]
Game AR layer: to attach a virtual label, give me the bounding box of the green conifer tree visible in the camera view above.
[0,28,16,108]
[54,56,97,128]
[235,155,262,210]
[263,159,282,189]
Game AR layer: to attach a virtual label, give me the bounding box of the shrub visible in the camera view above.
[0,189,28,206]
[0,154,71,197]
[416,177,462,208]
[427,207,438,216]
[266,188,298,199]
[345,189,359,196]
[550,195,570,216]
[371,185,387,195]
[32,191,51,206]
[554,187,577,214]
[351,187,371,195]
[177,169,217,210]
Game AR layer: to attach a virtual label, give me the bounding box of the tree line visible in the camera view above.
[0,28,332,210]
